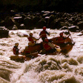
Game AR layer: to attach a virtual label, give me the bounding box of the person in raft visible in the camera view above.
[13,43,19,56]
[56,32,67,44]
[39,26,50,41]
[27,33,39,46]
[42,38,61,54]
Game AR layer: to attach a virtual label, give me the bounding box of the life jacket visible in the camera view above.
[56,37,65,44]
[43,42,51,51]
[13,46,19,55]
[28,37,34,43]
[40,30,47,38]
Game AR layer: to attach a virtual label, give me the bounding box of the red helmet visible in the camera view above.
[15,43,19,46]
[29,33,33,36]
[43,26,46,30]
[60,32,63,36]
[44,38,48,42]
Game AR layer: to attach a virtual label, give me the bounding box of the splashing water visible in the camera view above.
[0,29,83,83]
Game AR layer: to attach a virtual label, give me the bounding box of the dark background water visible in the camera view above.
[0,0,83,12]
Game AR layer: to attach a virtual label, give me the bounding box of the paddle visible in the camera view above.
[67,29,75,45]
[63,29,75,45]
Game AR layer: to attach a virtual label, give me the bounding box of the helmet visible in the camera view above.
[15,43,19,46]
[29,33,33,36]
[44,38,48,42]
[60,32,63,36]
[43,26,46,30]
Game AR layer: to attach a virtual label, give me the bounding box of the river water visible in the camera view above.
[0,29,83,83]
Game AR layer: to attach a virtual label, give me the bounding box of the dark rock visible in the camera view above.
[24,17,34,29]
[60,21,69,27]
[60,26,68,30]
[47,15,55,28]
[0,20,5,26]
[45,16,50,27]
[68,25,79,32]
[0,26,9,38]
[33,16,41,26]
[4,16,14,30]
[13,16,23,29]
[77,21,83,30]
[14,16,23,24]
[52,18,63,29]
[19,24,26,29]
[36,18,46,28]
[12,25,18,30]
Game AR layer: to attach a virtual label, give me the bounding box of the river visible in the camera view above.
[0,29,83,83]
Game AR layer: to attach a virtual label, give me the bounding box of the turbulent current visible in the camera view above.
[0,29,83,83]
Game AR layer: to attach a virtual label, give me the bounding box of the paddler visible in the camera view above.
[42,38,61,54]
[13,43,19,56]
[24,32,39,46]
[39,26,50,41]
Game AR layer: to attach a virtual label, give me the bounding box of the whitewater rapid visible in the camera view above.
[0,29,83,83]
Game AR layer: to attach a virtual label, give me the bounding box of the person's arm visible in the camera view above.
[39,31,42,38]
[33,37,39,41]
[46,31,50,35]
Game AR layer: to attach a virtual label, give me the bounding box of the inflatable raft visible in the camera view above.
[10,37,75,62]
[50,37,75,54]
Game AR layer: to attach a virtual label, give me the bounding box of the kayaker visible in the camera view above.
[39,26,50,41]
[13,43,19,56]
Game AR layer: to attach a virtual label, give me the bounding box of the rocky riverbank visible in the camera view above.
[1,11,83,38]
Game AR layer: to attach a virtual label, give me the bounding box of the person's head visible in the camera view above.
[60,32,63,37]
[43,26,46,30]
[15,43,19,47]
[44,38,49,42]
[29,33,33,37]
